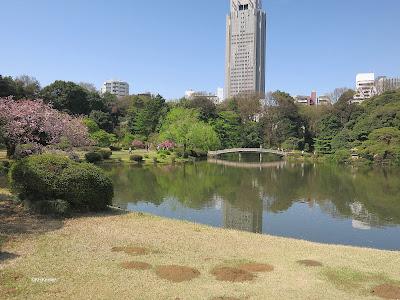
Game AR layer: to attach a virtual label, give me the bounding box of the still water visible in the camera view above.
[101,154,400,251]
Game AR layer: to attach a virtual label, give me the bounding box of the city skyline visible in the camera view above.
[1,0,400,100]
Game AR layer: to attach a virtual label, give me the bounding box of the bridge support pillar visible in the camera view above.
[260,153,262,162]
[239,152,242,162]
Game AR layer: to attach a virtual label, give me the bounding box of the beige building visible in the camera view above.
[101,78,129,98]
[225,0,266,99]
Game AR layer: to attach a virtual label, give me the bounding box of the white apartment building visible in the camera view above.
[351,73,376,104]
[225,0,266,99]
[101,79,129,98]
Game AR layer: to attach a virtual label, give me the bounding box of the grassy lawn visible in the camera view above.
[1,190,399,299]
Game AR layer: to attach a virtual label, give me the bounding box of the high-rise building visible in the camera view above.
[225,0,266,99]
[101,78,129,98]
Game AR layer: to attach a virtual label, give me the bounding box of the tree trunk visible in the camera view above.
[5,140,15,158]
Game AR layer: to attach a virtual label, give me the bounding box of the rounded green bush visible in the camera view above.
[85,152,102,163]
[98,149,112,160]
[109,145,122,151]
[157,150,171,155]
[130,154,143,162]
[9,153,114,212]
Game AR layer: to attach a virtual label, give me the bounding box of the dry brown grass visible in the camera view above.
[1,208,399,299]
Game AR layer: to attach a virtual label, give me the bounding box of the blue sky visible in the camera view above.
[1,0,399,100]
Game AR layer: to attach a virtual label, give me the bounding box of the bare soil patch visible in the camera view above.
[370,284,400,299]
[111,247,149,255]
[212,298,242,300]
[238,263,274,272]
[211,267,254,282]
[121,261,152,270]
[297,260,323,267]
[155,265,200,282]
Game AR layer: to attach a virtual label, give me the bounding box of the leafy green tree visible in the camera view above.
[90,130,118,147]
[82,119,100,134]
[0,75,16,97]
[89,110,113,133]
[213,111,241,148]
[314,114,341,153]
[358,127,400,160]
[281,137,302,150]
[14,75,41,100]
[187,96,217,121]
[41,80,90,115]
[159,107,220,156]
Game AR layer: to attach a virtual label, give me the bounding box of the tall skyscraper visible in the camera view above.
[225,0,266,99]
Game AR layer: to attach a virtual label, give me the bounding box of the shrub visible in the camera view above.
[157,150,171,155]
[333,149,351,163]
[13,144,34,160]
[130,154,143,162]
[85,152,102,163]
[159,153,166,159]
[98,149,112,160]
[122,146,130,150]
[132,140,144,148]
[143,154,149,158]
[9,153,114,212]
[24,199,71,216]
[109,145,122,151]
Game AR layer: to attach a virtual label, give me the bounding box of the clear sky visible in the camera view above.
[1,0,399,100]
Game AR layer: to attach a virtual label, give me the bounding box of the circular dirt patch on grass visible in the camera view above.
[155,265,200,282]
[371,284,400,299]
[111,247,149,255]
[212,298,241,300]
[211,267,254,282]
[238,263,274,272]
[297,260,323,267]
[121,261,152,270]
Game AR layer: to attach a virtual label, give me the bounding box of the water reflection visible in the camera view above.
[102,159,400,250]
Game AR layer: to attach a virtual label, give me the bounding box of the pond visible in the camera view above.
[100,154,400,251]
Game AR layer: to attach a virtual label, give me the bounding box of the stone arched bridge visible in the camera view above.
[208,148,287,157]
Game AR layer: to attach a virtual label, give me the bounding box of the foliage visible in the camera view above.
[130,154,143,162]
[161,141,173,150]
[332,149,351,164]
[90,130,117,147]
[281,137,302,150]
[89,110,114,133]
[109,145,122,151]
[357,127,400,161]
[41,80,90,115]
[0,97,92,158]
[82,119,100,134]
[132,140,144,148]
[158,107,220,157]
[9,153,113,212]
[85,152,102,163]
[157,150,171,155]
[97,149,112,160]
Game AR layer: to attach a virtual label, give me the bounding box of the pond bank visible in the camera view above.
[1,192,399,299]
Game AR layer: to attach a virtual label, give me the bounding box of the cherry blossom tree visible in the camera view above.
[0,97,93,158]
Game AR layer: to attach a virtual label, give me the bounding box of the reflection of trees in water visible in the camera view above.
[101,162,400,228]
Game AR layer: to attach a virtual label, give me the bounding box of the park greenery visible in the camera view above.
[1,73,400,164]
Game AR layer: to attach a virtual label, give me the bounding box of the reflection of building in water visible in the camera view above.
[222,200,263,233]
[349,202,377,230]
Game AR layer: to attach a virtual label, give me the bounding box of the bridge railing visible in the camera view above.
[208,148,286,156]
